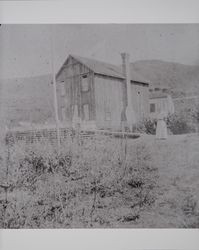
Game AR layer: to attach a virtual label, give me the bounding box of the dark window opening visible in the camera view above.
[60,82,66,97]
[81,74,89,92]
[105,112,111,121]
[150,103,155,113]
[83,104,90,121]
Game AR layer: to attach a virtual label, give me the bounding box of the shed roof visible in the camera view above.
[149,92,169,99]
[56,54,150,85]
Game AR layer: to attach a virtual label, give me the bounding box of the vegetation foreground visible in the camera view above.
[0,132,199,228]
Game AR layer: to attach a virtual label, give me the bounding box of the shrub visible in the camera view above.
[166,113,194,135]
[190,105,199,133]
[133,118,157,135]
[180,194,199,228]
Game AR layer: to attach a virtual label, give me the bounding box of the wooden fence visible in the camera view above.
[5,126,140,146]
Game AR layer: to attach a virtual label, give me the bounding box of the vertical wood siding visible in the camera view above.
[131,83,149,122]
[149,96,174,119]
[56,57,95,123]
[57,56,150,129]
[94,75,123,129]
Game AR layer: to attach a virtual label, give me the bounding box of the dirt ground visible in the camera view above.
[132,133,199,227]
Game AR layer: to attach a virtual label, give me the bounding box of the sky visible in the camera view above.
[0,24,199,79]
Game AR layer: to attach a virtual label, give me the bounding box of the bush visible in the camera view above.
[166,113,194,135]
[133,118,157,135]
[179,194,199,228]
[190,105,199,132]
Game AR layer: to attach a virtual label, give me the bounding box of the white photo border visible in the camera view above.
[0,0,199,250]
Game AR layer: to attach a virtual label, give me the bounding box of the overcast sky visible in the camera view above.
[0,24,199,79]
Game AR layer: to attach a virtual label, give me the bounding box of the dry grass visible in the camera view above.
[135,134,199,228]
[0,133,158,228]
[0,132,199,228]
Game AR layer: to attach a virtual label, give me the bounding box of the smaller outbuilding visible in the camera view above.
[149,88,175,119]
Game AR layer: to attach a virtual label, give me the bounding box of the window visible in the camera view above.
[150,103,155,113]
[60,82,66,97]
[61,107,66,121]
[104,100,111,121]
[81,75,89,92]
[105,112,111,121]
[83,104,89,121]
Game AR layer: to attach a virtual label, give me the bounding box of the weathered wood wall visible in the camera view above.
[56,56,95,123]
[149,95,174,119]
[57,56,150,129]
[94,75,123,129]
[131,82,149,122]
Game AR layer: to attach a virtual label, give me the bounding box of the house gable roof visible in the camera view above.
[56,54,150,85]
[71,55,125,79]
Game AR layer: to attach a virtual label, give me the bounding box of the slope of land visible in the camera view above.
[0,75,54,127]
[132,60,199,98]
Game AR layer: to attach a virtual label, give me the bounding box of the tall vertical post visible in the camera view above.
[50,25,61,153]
[121,53,136,130]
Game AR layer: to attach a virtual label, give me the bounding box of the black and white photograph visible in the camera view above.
[0,23,199,229]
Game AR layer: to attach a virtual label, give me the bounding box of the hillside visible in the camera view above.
[132,60,199,98]
[0,75,54,128]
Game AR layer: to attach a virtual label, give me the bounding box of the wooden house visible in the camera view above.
[56,54,150,130]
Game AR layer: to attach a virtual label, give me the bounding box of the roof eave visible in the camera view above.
[56,54,151,85]
[131,80,149,86]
